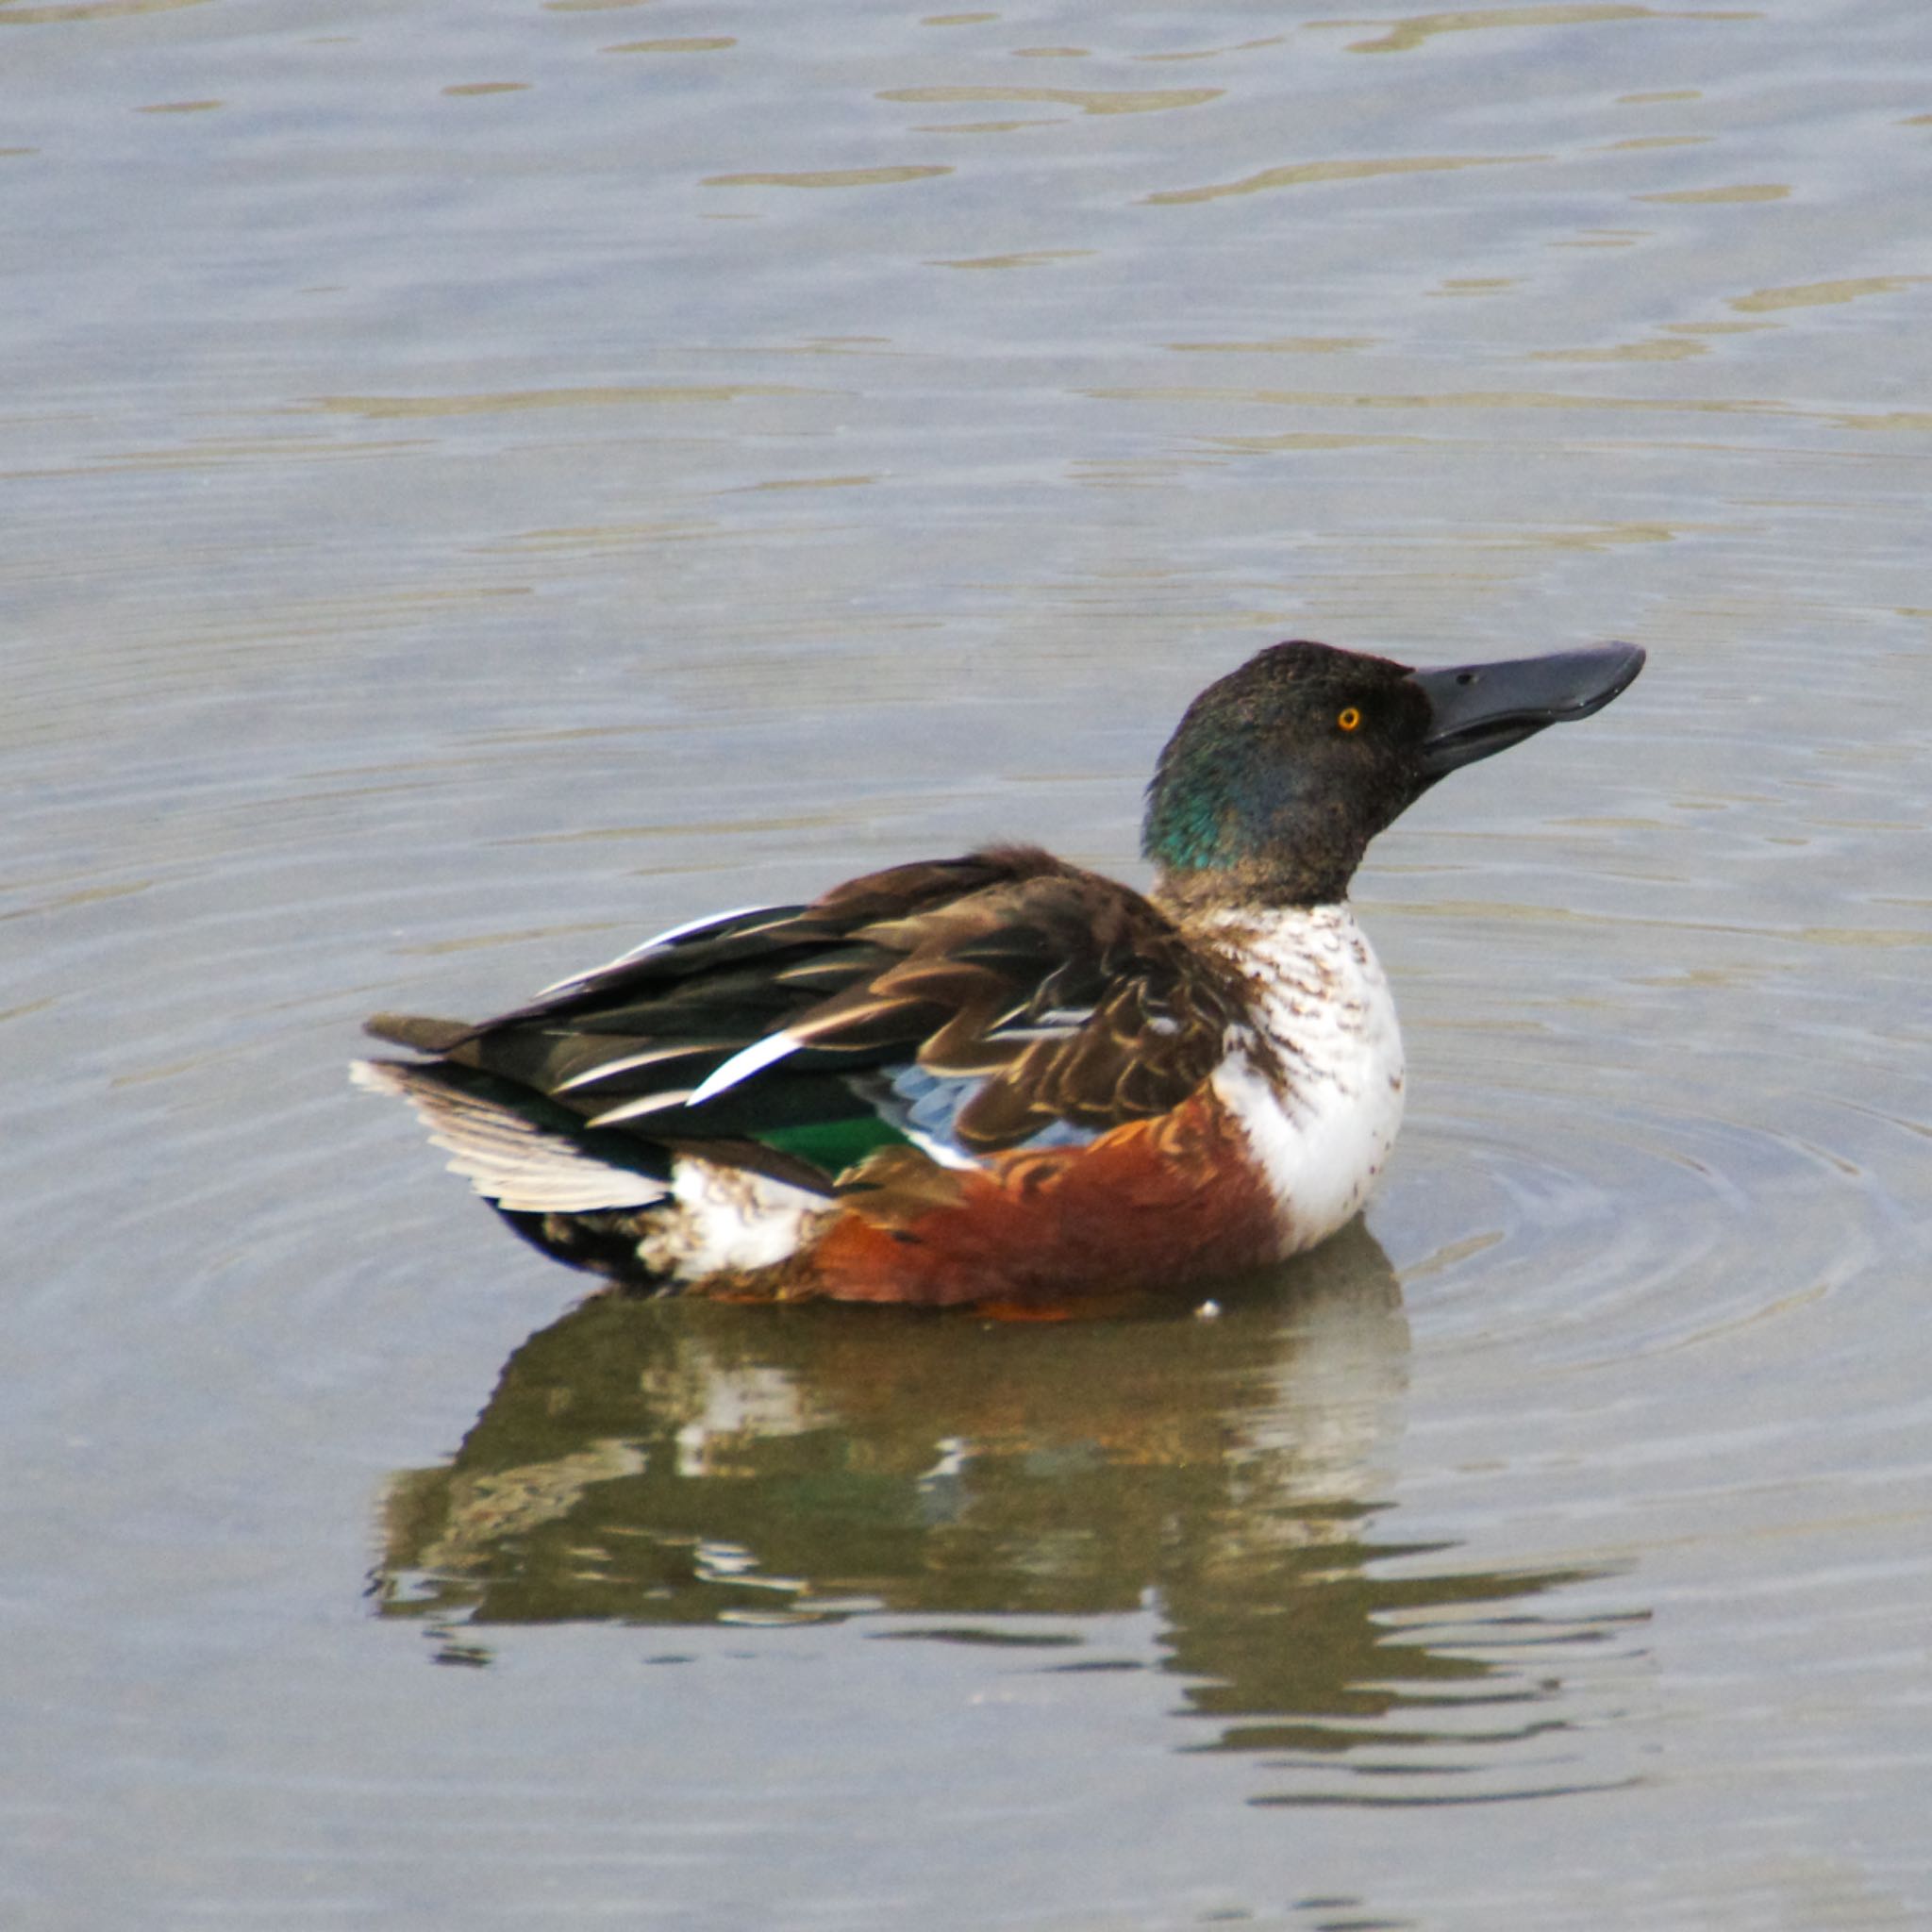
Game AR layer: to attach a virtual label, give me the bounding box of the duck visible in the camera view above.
[356,636,1642,1309]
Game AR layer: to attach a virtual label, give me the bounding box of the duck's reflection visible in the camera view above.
[379,1222,1607,1757]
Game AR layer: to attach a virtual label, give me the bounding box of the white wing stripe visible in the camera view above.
[553,1041,729,1092]
[533,904,777,997]
[586,1088,699,1127]
[685,1030,804,1107]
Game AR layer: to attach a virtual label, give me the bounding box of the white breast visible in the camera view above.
[1195,904,1406,1257]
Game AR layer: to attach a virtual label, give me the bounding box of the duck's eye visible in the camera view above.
[1336,707,1362,733]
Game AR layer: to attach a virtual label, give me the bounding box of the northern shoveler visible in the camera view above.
[357,638,1642,1308]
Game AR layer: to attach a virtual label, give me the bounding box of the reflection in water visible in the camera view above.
[379,1224,1627,1785]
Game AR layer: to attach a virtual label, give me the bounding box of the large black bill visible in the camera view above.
[1411,641,1645,783]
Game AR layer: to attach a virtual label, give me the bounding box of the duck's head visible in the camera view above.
[1142,637,1644,908]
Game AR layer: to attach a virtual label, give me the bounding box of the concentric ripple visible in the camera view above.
[1371,891,1930,1381]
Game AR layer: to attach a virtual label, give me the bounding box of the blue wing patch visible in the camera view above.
[865,1061,1101,1171]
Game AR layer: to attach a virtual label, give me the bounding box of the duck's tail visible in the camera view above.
[363,1012,474,1054]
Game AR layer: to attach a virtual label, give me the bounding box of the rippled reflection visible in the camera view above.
[378,1224,1630,1789]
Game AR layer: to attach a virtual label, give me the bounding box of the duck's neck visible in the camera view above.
[1151,861,1351,924]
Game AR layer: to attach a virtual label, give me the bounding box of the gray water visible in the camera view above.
[6,3,1932,1926]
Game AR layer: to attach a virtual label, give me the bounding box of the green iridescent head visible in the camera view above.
[1142,638,1645,907]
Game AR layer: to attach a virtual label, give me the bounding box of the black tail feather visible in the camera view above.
[365,1012,475,1054]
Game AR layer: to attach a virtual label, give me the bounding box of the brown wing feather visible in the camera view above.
[366,843,1236,1163]
[756,848,1239,1151]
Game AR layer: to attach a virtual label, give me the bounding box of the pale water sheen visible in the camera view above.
[5,3,1932,1927]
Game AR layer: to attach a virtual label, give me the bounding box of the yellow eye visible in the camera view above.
[1337,707,1362,733]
